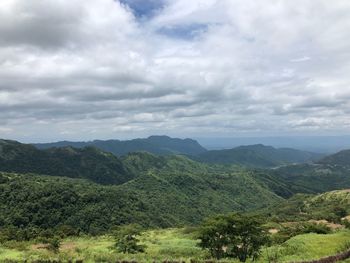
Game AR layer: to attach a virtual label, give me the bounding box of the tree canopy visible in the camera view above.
[197,213,268,261]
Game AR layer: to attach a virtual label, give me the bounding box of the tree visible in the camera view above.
[114,224,146,254]
[197,213,268,262]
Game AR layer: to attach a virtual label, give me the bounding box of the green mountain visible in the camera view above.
[194,144,323,168]
[2,139,350,240]
[317,149,350,166]
[274,149,350,193]
[120,153,283,219]
[34,135,207,156]
[0,139,133,184]
[0,165,282,238]
[0,140,289,238]
[263,189,350,222]
[0,172,162,236]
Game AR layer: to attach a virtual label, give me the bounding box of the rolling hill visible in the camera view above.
[34,135,207,156]
[263,189,350,222]
[0,139,133,184]
[2,138,350,238]
[317,149,350,166]
[0,163,283,236]
[194,144,323,168]
[274,149,350,193]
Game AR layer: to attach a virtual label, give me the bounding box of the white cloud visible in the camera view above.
[0,0,350,142]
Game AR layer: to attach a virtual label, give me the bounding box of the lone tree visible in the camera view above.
[114,224,146,254]
[197,213,268,262]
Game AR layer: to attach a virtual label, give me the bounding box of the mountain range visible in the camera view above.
[34,135,207,156]
[194,144,323,167]
[1,136,350,235]
[33,136,323,168]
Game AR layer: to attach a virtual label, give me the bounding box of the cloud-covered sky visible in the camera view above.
[1,0,350,142]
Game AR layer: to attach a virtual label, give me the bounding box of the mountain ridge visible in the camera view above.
[34,135,207,156]
[194,144,323,168]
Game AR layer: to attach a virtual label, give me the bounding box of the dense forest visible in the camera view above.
[1,138,350,245]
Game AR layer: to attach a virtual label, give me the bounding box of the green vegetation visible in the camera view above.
[2,139,350,262]
[47,237,61,253]
[34,135,207,156]
[1,228,350,262]
[274,163,350,193]
[317,149,350,166]
[194,144,323,168]
[114,224,146,253]
[0,166,283,239]
[263,230,350,262]
[263,189,350,222]
[0,139,133,184]
[197,213,268,261]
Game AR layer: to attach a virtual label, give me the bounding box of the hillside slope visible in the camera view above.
[275,155,350,193]
[0,139,133,184]
[263,189,350,222]
[317,149,350,166]
[0,164,282,237]
[34,135,207,156]
[195,144,322,168]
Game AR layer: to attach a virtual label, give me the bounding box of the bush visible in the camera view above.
[47,237,61,253]
[271,222,331,244]
[114,224,146,254]
[343,219,350,229]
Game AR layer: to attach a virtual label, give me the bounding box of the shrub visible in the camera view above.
[114,224,146,254]
[47,237,61,253]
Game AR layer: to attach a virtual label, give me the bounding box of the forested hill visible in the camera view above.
[1,138,350,237]
[34,136,325,168]
[262,189,350,222]
[194,144,323,168]
[317,149,350,166]
[0,139,133,184]
[34,135,207,156]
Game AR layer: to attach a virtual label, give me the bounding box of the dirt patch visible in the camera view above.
[268,228,279,234]
[61,242,77,251]
[308,219,344,230]
[31,243,49,250]
[342,215,350,221]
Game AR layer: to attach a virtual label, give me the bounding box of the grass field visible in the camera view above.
[0,228,350,262]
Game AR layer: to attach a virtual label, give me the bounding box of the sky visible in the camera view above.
[1,0,350,142]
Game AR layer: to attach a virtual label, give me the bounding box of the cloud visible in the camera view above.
[0,0,350,142]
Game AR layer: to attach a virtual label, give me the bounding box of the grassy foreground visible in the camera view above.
[0,228,350,262]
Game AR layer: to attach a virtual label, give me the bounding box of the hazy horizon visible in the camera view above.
[2,134,349,154]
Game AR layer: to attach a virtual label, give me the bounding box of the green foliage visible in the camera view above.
[274,163,350,194]
[194,144,322,168]
[0,172,161,240]
[47,237,61,253]
[114,224,146,254]
[343,220,350,229]
[271,222,331,244]
[263,230,350,262]
[197,213,268,261]
[262,190,350,223]
[0,139,133,184]
[317,149,350,166]
[35,135,207,156]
